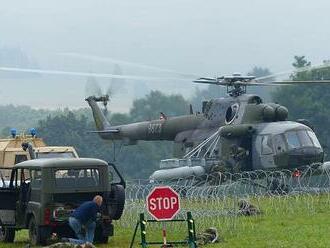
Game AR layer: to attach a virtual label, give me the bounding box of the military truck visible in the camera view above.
[0,131,79,167]
[0,158,125,245]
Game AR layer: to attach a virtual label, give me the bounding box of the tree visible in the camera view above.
[130,91,189,121]
[292,55,311,68]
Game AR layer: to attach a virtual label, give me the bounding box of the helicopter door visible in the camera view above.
[255,135,275,169]
[273,134,287,154]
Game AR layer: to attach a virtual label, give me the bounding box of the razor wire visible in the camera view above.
[116,166,330,234]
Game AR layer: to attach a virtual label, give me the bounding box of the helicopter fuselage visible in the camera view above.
[86,94,324,173]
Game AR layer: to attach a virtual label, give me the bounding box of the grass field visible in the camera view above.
[1,194,330,248]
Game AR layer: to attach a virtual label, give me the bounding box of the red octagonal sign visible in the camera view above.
[146,186,181,221]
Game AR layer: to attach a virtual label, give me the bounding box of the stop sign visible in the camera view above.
[146,186,181,221]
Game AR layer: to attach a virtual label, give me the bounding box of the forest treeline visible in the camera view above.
[1,56,330,178]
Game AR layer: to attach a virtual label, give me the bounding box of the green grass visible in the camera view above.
[1,194,330,247]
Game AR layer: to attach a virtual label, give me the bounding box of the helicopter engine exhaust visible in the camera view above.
[268,103,288,121]
[244,103,288,123]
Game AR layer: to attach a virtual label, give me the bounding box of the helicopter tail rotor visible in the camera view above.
[85,77,111,116]
[85,77,102,98]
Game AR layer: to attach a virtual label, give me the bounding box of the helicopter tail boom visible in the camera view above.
[85,96,112,133]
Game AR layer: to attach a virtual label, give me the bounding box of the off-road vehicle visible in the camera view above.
[0,158,125,245]
[0,131,79,167]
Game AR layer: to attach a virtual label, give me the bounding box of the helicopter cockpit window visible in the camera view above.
[307,131,322,148]
[285,131,300,149]
[225,103,239,124]
[284,130,321,150]
[261,135,273,155]
[297,130,313,147]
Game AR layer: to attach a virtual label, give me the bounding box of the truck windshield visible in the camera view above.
[54,168,100,188]
[37,152,75,159]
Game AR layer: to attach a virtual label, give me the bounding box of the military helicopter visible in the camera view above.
[84,67,330,181]
[2,58,330,181]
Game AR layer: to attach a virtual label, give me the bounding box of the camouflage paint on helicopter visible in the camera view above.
[86,90,324,173]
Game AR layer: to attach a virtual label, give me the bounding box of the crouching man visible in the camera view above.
[238,199,261,216]
[67,195,103,245]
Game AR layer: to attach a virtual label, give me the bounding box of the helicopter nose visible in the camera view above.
[287,147,324,167]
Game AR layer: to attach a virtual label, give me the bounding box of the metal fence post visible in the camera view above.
[186,211,197,248]
[140,213,147,248]
[129,221,140,248]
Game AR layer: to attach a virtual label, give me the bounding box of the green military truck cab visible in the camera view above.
[0,158,125,245]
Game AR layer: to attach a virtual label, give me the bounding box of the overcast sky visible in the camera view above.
[1,0,330,110]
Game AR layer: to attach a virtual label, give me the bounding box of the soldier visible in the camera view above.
[230,144,249,172]
[238,199,261,216]
[40,241,96,248]
[196,227,219,245]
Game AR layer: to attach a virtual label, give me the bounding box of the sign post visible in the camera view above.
[130,186,196,247]
[162,222,167,246]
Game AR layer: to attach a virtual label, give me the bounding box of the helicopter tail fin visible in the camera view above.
[85,95,112,131]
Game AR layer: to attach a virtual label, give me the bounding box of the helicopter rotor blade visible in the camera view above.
[59,52,199,78]
[106,64,126,97]
[270,80,330,84]
[106,84,115,98]
[193,78,227,87]
[243,81,290,86]
[193,78,218,84]
[239,79,330,86]
[255,62,330,82]
[0,66,192,81]
[85,77,102,98]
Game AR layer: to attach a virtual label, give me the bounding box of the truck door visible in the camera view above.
[16,169,31,225]
[0,169,17,226]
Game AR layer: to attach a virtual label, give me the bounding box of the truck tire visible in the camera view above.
[107,185,125,220]
[0,226,15,243]
[94,225,109,244]
[28,217,49,245]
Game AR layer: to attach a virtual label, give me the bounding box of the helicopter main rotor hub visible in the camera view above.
[219,74,255,97]
[193,74,258,97]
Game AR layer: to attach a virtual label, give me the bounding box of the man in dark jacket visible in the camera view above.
[67,195,103,245]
